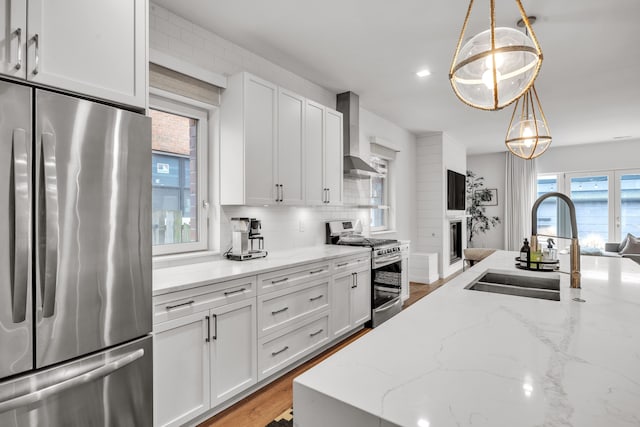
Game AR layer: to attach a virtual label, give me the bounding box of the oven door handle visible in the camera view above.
[374,298,402,313]
[373,254,402,268]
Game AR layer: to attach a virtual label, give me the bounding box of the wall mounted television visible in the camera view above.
[447,169,466,211]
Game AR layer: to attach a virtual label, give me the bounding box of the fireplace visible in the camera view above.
[450,221,462,264]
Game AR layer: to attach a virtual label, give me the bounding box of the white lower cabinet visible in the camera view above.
[154,312,210,427]
[153,253,371,426]
[210,298,257,407]
[258,311,330,381]
[153,288,257,427]
[351,267,371,326]
[331,259,371,338]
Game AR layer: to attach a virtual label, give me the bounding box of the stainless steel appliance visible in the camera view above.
[326,220,403,327]
[0,79,152,426]
[227,217,268,261]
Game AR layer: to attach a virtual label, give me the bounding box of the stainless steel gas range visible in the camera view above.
[326,220,403,327]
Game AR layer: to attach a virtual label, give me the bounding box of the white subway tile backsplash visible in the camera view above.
[219,205,370,252]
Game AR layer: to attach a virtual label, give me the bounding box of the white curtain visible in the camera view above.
[504,154,538,251]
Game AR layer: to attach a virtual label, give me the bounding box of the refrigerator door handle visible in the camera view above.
[0,348,145,414]
[39,132,59,318]
[11,128,29,323]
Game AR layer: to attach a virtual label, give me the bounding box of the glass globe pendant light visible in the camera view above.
[449,0,543,110]
[505,85,551,159]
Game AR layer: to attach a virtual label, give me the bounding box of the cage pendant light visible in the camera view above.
[449,0,543,110]
[505,85,551,159]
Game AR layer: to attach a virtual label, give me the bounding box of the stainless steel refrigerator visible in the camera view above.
[0,79,152,426]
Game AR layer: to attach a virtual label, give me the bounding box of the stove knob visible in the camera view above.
[377,250,382,256]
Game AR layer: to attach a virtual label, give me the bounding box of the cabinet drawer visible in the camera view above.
[258,312,329,381]
[332,254,370,274]
[153,276,256,325]
[258,279,329,337]
[258,261,330,294]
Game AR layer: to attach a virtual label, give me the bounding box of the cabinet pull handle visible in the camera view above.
[309,328,323,337]
[14,28,23,70]
[271,277,288,284]
[212,314,218,340]
[31,34,39,75]
[271,307,289,315]
[275,184,280,202]
[205,316,210,343]
[327,188,330,203]
[351,273,357,288]
[165,300,195,310]
[336,263,348,268]
[309,269,324,274]
[309,295,323,302]
[280,184,284,202]
[271,346,289,356]
[224,287,246,296]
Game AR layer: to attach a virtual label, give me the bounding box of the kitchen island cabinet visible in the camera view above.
[294,252,640,427]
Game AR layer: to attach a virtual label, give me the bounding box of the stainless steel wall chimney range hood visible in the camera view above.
[336,91,378,179]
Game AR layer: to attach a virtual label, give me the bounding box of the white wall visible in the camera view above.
[359,108,417,242]
[416,133,467,278]
[150,3,418,254]
[537,139,640,174]
[466,152,506,250]
[150,3,334,107]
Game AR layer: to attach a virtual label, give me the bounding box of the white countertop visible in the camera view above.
[152,245,371,296]
[293,251,640,427]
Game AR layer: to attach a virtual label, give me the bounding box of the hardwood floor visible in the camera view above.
[199,273,460,427]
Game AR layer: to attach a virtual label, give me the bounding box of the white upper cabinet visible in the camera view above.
[277,88,305,205]
[324,108,344,205]
[304,100,326,205]
[0,0,27,79]
[0,0,146,109]
[221,71,343,206]
[305,101,343,206]
[221,72,277,205]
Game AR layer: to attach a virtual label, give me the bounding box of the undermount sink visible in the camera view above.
[466,270,561,301]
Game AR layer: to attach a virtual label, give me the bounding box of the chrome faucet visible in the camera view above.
[531,192,581,288]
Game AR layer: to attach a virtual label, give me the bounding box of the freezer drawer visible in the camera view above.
[0,335,152,427]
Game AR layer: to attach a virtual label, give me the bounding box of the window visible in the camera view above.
[370,157,389,231]
[617,172,640,238]
[151,94,210,255]
[536,175,559,237]
[568,174,610,249]
[537,169,640,250]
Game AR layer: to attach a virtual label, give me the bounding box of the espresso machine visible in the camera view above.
[227,217,268,261]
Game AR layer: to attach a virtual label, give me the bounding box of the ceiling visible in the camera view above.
[153,0,640,155]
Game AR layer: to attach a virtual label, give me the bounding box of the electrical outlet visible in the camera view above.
[299,220,305,232]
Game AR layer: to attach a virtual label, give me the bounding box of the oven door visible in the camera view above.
[371,257,402,328]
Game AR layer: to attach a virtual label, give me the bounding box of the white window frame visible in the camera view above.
[150,89,216,256]
[537,168,640,247]
[370,156,391,232]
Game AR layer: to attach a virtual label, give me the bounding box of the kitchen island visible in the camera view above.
[293,251,640,427]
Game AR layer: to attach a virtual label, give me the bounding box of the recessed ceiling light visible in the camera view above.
[416,69,431,78]
[613,135,631,140]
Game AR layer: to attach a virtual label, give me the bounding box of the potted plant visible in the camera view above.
[466,170,500,246]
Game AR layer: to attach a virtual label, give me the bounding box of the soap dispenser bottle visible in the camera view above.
[520,238,530,268]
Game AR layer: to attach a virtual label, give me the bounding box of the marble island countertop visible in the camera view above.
[152,245,371,296]
[293,251,640,427]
